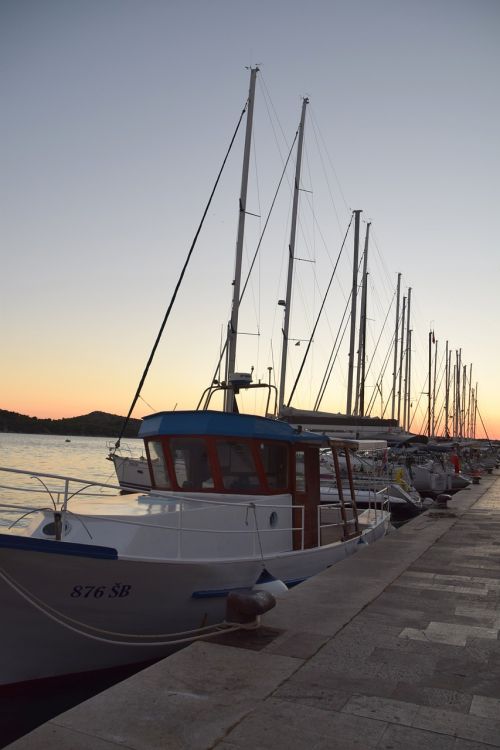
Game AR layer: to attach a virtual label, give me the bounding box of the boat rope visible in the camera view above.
[313,284,352,411]
[286,213,353,408]
[0,565,252,647]
[475,404,493,448]
[113,98,249,450]
[363,289,396,406]
[246,502,266,566]
[198,128,299,409]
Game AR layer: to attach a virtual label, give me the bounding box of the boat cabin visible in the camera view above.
[139,410,326,548]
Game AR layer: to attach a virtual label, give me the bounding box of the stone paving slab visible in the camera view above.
[7,475,500,750]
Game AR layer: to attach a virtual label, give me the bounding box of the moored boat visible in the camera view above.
[0,409,389,687]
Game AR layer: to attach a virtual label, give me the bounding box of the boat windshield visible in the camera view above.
[147,440,171,489]
[170,437,215,490]
[216,440,260,491]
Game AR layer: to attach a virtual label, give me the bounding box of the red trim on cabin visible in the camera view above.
[144,435,292,495]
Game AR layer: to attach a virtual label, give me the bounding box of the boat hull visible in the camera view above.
[0,517,387,687]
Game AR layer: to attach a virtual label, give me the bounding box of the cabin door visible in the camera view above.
[293,445,320,550]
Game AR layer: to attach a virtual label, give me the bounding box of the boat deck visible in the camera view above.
[6,473,500,750]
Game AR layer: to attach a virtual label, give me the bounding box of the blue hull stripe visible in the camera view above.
[192,576,307,598]
[0,534,118,560]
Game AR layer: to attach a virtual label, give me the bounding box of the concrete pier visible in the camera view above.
[7,475,500,749]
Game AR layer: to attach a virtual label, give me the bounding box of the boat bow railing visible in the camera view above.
[0,466,375,557]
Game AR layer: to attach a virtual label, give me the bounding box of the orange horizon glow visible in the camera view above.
[3,396,500,441]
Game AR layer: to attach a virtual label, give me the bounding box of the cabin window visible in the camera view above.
[295,450,306,492]
[147,440,171,489]
[216,440,260,491]
[170,437,214,490]
[259,442,288,490]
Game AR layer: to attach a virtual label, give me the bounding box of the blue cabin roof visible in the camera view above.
[139,410,326,445]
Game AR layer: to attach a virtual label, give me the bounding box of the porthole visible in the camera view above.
[269,511,278,528]
[42,521,71,537]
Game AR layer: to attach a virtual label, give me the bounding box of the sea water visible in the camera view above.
[0,432,146,748]
[0,432,144,524]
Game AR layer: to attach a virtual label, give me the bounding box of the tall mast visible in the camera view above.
[346,209,362,415]
[278,96,309,412]
[444,340,450,437]
[456,349,461,437]
[391,272,402,420]
[427,329,432,437]
[355,222,370,416]
[462,364,467,437]
[432,337,438,437]
[452,360,457,438]
[224,66,259,412]
[467,363,473,437]
[397,295,406,425]
[403,287,412,430]
[474,382,478,438]
[407,329,412,431]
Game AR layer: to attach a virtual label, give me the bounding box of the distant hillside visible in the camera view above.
[0,410,142,438]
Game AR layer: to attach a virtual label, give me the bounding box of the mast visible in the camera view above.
[346,209,362,415]
[403,287,411,430]
[278,96,309,412]
[474,382,478,438]
[397,295,406,425]
[407,329,412,431]
[467,363,472,437]
[462,364,467,438]
[456,349,461,437]
[433,337,438,436]
[444,340,450,437]
[391,272,401,420]
[427,329,432,437]
[224,66,258,412]
[355,222,370,416]
[452,360,457,438]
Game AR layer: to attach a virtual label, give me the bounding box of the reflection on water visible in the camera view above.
[0,433,144,524]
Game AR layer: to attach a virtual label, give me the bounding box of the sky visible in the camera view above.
[1,0,499,439]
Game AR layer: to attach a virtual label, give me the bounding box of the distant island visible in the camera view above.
[0,409,142,438]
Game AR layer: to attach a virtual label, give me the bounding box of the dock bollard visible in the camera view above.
[435,493,451,508]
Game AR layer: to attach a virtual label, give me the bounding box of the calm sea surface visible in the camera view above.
[0,432,147,748]
[0,432,144,525]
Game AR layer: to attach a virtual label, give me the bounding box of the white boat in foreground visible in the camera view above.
[0,410,389,688]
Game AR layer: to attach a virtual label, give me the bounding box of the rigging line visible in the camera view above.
[258,73,292,160]
[362,289,396,386]
[314,278,353,410]
[370,328,397,417]
[199,128,299,404]
[476,404,493,447]
[286,214,354,408]
[308,106,350,215]
[308,109,343,234]
[368,228,394,304]
[366,289,401,416]
[240,130,298,303]
[408,373,429,433]
[113,100,248,449]
[313,248,368,413]
[316,247,367,412]
[317,310,352,410]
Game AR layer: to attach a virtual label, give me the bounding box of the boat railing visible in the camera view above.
[0,466,307,557]
[0,466,126,506]
[0,466,383,556]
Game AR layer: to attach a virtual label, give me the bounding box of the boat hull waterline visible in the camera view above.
[0,519,386,687]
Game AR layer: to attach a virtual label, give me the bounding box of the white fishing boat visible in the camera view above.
[0,410,389,687]
[0,69,392,689]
